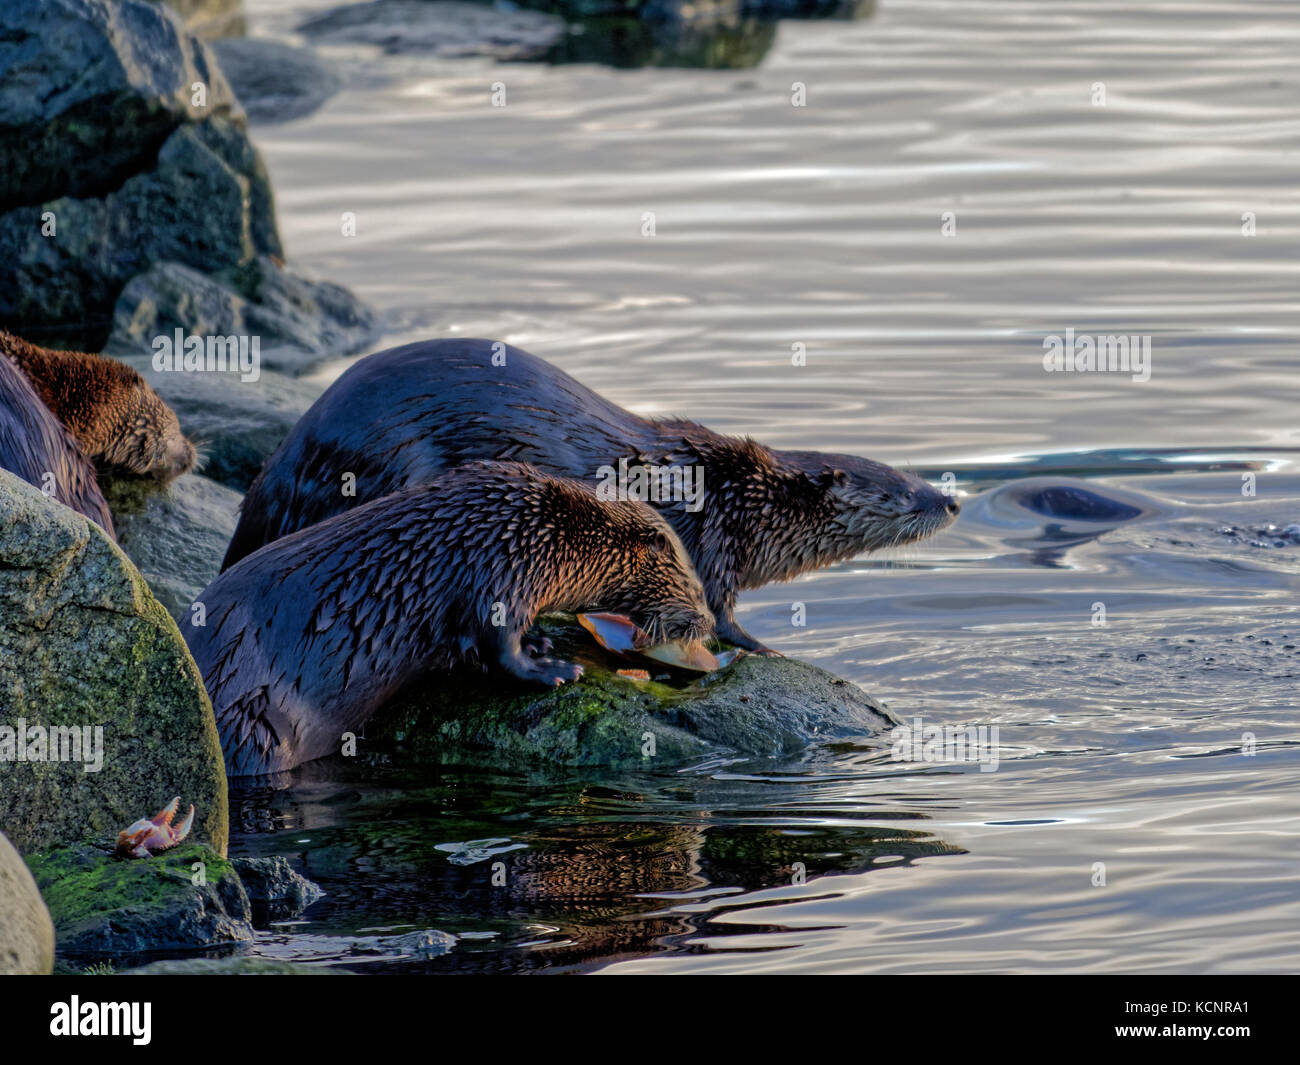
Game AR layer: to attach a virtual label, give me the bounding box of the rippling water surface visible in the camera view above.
[229,0,1300,973]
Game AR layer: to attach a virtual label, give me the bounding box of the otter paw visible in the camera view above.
[523,657,584,687]
[521,634,554,658]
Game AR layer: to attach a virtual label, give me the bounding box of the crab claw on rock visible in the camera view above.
[115,796,195,860]
[577,613,721,673]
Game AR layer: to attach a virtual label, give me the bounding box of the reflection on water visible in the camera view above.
[229,0,1300,972]
[233,757,960,972]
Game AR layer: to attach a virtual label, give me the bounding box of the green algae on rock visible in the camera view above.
[26,843,252,958]
[371,619,896,768]
[0,830,55,975]
[0,469,228,856]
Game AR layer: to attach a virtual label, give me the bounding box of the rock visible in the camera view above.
[25,843,253,957]
[247,928,456,961]
[298,1,566,59]
[156,0,246,40]
[125,956,329,974]
[961,477,1159,563]
[0,0,240,207]
[0,469,228,856]
[515,0,873,18]
[108,473,242,623]
[383,929,456,958]
[549,9,777,69]
[210,38,341,123]
[0,116,282,348]
[231,856,325,923]
[0,831,55,975]
[108,257,382,377]
[0,0,374,356]
[372,619,895,768]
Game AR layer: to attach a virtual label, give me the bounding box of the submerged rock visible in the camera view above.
[125,956,328,974]
[514,0,873,16]
[0,469,228,856]
[960,476,1160,568]
[210,37,342,123]
[372,619,895,768]
[108,472,242,623]
[297,0,566,59]
[26,843,253,957]
[0,831,55,975]
[231,856,325,923]
[547,10,777,69]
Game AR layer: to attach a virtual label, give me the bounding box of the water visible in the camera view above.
[227,0,1300,973]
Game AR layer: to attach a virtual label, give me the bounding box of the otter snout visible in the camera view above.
[165,433,197,479]
[911,478,959,527]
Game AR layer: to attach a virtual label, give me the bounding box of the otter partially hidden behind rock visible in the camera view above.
[0,353,115,538]
[223,339,958,651]
[189,460,717,777]
[0,329,195,480]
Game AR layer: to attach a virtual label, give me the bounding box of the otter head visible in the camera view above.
[0,336,196,481]
[93,363,196,481]
[592,506,717,666]
[620,515,716,645]
[794,450,960,552]
[676,435,958,592]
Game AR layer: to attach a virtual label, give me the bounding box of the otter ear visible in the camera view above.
[644,529,674,555]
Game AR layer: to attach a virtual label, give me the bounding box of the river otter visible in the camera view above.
[222,339,958,652]
[0,353,115,538]
[0,329,195,480]
[189,460,716,776]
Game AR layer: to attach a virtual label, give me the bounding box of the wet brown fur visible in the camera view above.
[0,329,195,480]
[189,460,716,776]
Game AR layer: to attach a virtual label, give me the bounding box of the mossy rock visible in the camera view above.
[0,470,228,856]
[26,843,252,958]
[373,619,896,768]
[0,830,54,974]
